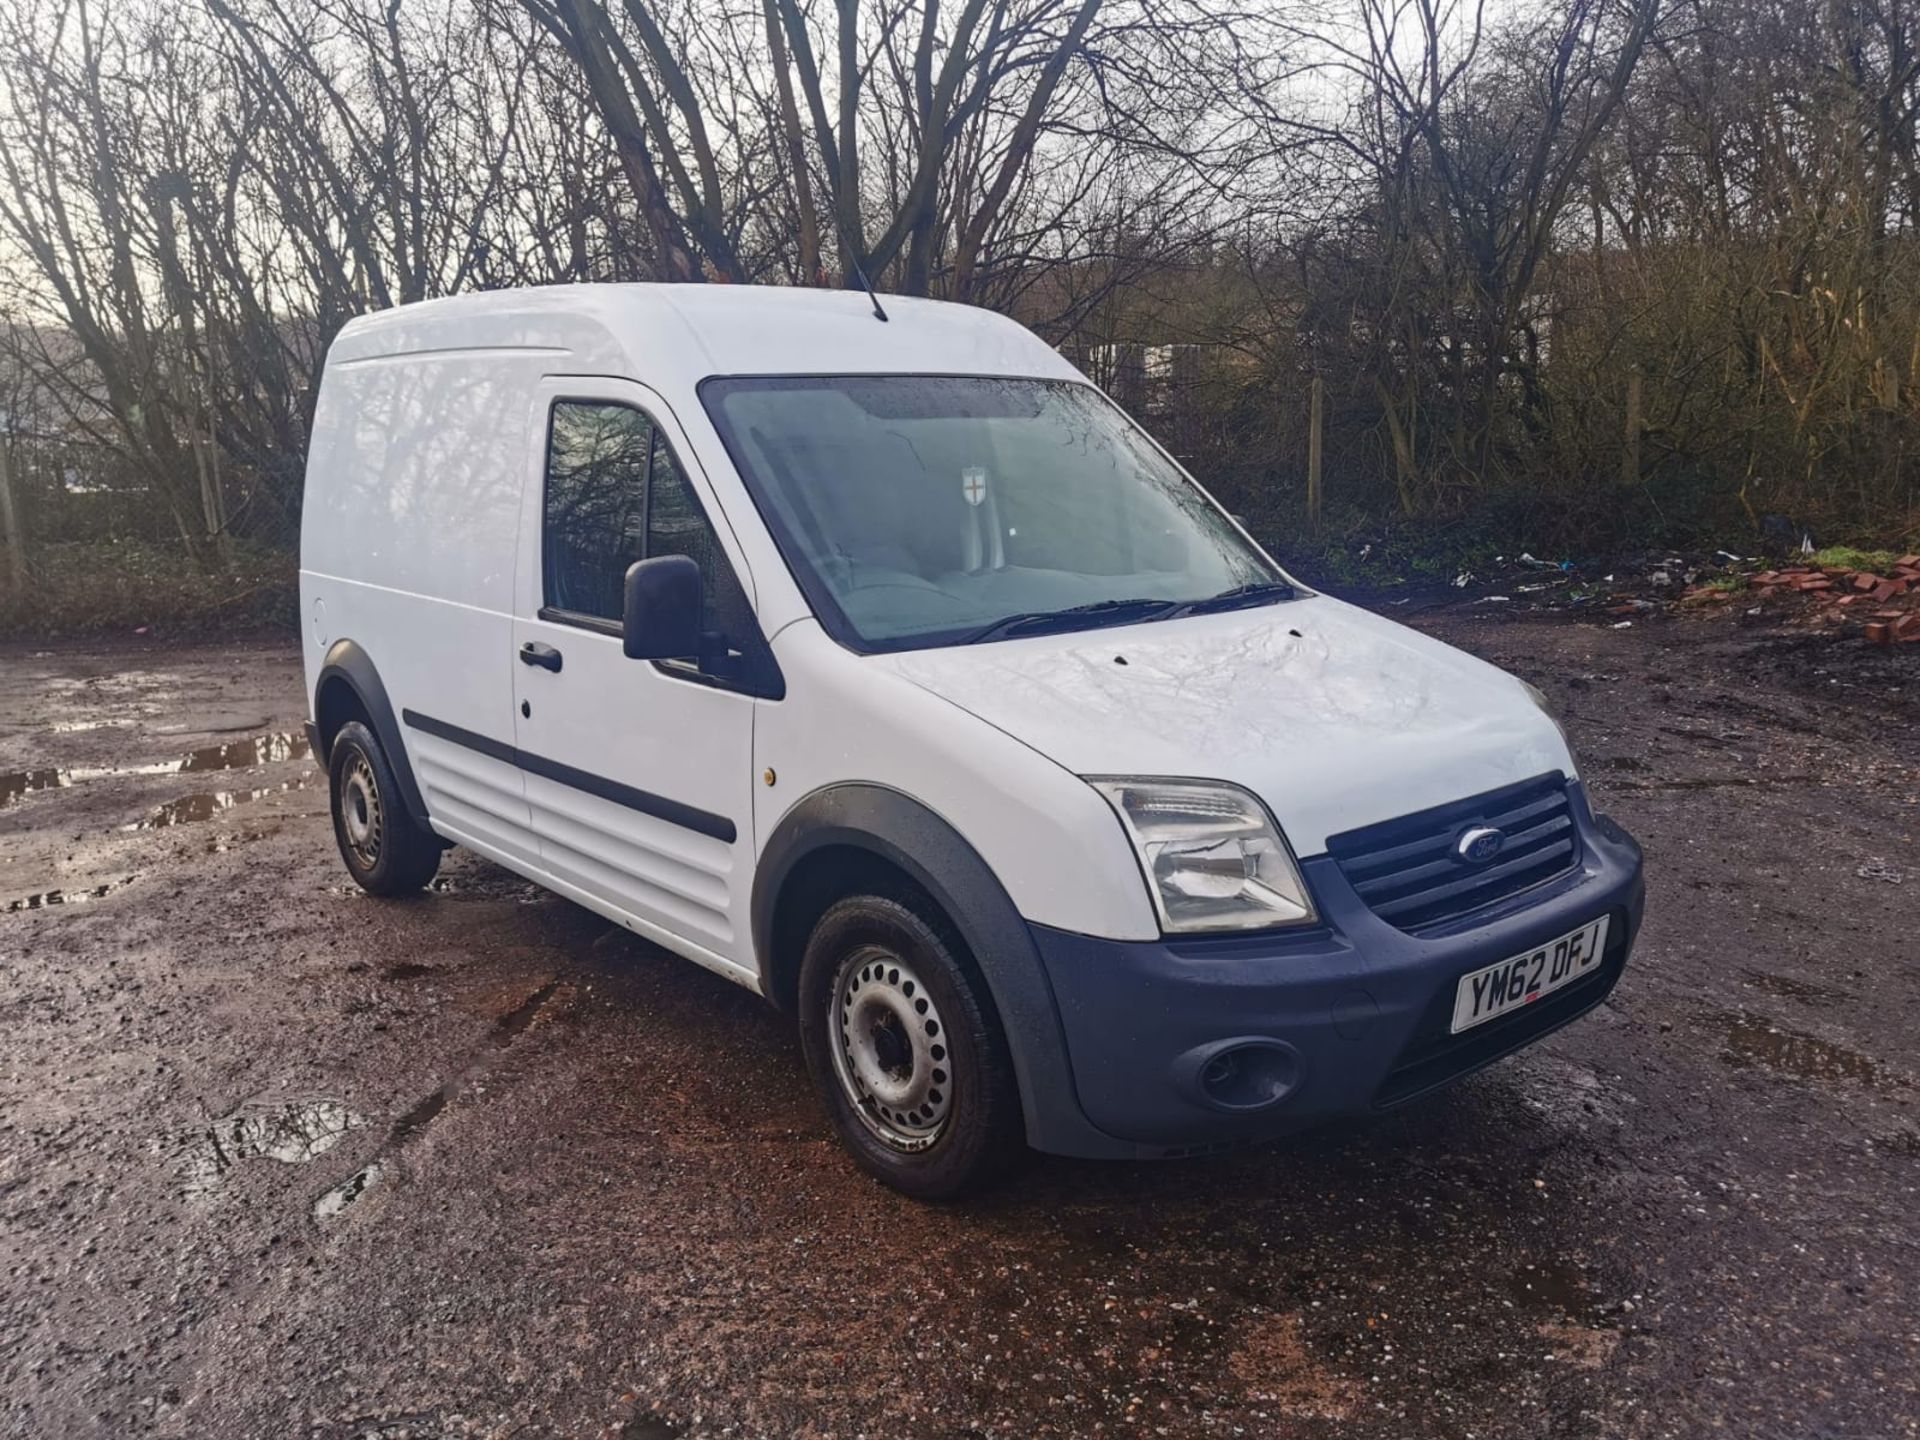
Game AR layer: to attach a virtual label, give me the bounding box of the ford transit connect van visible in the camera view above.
[301,284,1644,1197]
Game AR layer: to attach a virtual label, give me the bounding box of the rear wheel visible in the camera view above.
[798,893,1024,1199]
[327,720,440,896]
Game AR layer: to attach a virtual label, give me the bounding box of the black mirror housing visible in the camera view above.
[623,555,703,660]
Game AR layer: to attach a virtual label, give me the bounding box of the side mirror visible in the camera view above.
[623,555,703,660]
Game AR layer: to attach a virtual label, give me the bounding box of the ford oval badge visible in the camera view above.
[1455,826,1505,865]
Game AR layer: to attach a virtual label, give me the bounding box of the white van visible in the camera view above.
[301,284,1644,1197]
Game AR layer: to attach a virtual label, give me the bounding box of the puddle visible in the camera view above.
[621,1413,687,1439]
[4,875,139,913]
[2,730,311,811]
[491,979,561,1046]
[208,828,274,854]
[125,777,312,829]
[181,1099,363,1198]
[315,1162,389,1222]
[313,981,562,1224]
[1720,1013,1878,1085]
[1513,1053,1625,1128]
[390,1088,451,1145]
[1,767,67,806]
[1505,1259,1600,1318]
[1741,970,1844,1005]
[1606,773,1814,792]
[178,732,310,772]
[341,1411,447,1439]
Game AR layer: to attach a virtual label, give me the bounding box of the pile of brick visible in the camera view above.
[1742,555,1920,644]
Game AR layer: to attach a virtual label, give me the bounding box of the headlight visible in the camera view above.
[1088,778,1317,933]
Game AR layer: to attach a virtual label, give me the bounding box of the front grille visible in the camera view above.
[1327,773,1579,933]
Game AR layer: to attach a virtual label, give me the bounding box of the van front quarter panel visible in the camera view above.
[749,621,1163,1157]
[752,621,1157,944]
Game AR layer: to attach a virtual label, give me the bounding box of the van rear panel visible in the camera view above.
[301,340,562,865]
[302,349,534,613]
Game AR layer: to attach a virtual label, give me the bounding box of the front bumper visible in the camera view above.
[1027,783,1644,1156]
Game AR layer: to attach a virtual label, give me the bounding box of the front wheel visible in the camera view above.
[327,720,441,896]
[798,894,1024,1199]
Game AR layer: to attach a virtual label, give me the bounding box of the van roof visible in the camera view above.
[326,283,1080,389]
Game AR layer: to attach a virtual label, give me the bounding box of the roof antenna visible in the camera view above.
[850,256,889,323]
[835,219,888,322]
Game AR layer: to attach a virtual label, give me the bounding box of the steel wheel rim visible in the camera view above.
[340,752,383,867]
[828,944,952,1152]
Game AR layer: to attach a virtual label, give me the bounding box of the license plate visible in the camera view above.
[1450,916,1611,1034]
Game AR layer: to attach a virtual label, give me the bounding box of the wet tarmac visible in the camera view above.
[0,617,1916,1438]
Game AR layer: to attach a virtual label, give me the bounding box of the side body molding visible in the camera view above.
[312,638,433,833]
[752,783,1127,1157]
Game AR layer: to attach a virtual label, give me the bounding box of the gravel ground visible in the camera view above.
[1,605,1916,1439]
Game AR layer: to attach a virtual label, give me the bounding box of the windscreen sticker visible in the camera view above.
[961,466,988,507]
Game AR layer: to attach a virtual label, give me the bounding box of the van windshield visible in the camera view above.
[699,375,1289,653]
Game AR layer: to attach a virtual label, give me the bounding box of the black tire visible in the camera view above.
[798,893,1025,1200]
[327,719,441,896]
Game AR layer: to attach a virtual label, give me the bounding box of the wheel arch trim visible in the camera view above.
[751,781,1118,1154]
[313,638,433,833]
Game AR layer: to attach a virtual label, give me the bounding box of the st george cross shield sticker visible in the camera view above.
[961,467,988,506]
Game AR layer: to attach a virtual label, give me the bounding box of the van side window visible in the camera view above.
[645,438,757,649]
[544,401,652,622]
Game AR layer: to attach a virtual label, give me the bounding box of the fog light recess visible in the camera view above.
[1175,1038,1301,1113]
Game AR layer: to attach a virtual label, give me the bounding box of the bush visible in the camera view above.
[0,539,298,639]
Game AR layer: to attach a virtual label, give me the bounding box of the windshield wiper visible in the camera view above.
[958,597,1181,645]
[1171,580,1298,617]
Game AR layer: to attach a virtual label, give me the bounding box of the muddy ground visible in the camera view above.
[1,605,1916,1440]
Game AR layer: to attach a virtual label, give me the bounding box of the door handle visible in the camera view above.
[519,641,563,673]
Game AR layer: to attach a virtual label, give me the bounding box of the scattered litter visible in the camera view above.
[1611,621,1633,629]
[1856,859,1905,885]
[1452,572,1474,588]
[1477,595,1512,604]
